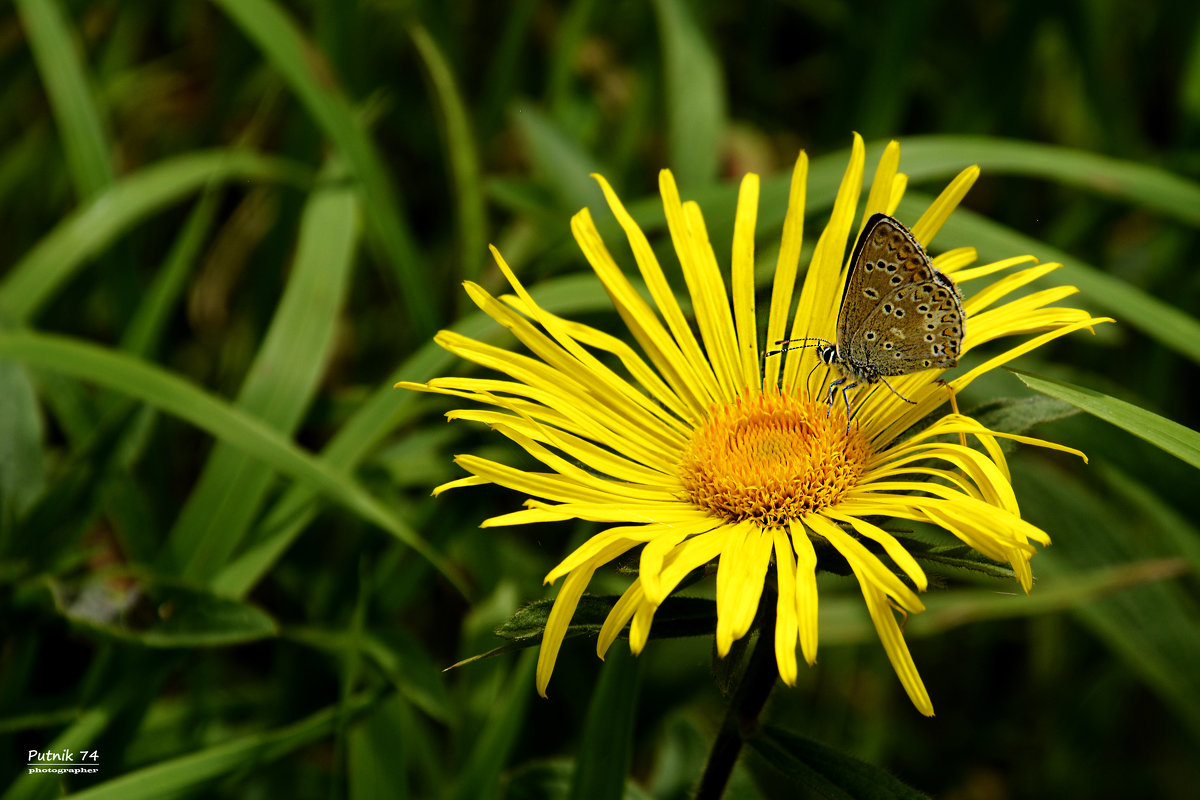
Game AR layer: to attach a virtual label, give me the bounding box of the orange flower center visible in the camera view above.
[678,393,871,526]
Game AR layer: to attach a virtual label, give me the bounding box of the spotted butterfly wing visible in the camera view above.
[837,213,964,378]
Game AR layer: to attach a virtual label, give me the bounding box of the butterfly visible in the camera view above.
[769,213,965,422]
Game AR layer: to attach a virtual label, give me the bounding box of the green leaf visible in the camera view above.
[119,191,220,358]
[569,648,639,800]
[0,330,464,594]
[0,150,310,324]
[887,135,1200,227]
[212,0,436,337]
[349,694,413,800]
[15,0,114,199]
[44,574,278,647]
[511,104,606,211]
[288,626,453,724]
[6,401,138,570]
[449,651,536,800]
[1013,370,1200,469]
[747,725,929,800]
[62,692,379,800]
[967,394,1080,447]
[652,0,725,189]
[408,22,486,284]
[1016,460,1200,741]
[900,539,1016,582]
[159,160,360,580]
[506,761,656,800]
[495,594,717,646]
[0,360,45,522]
[0,676,143,800]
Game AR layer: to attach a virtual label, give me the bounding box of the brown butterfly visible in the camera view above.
[769,213,964,420]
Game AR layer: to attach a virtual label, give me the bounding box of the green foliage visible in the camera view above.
[2,1,1199,798]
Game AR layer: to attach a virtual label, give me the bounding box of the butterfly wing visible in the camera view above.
[851,272,964,376]
[839,214,964,377]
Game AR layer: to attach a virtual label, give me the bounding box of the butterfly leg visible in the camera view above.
[839,381,859,432]
[825,377,847,415]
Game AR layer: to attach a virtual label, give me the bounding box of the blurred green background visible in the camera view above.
[2,0,1200,798]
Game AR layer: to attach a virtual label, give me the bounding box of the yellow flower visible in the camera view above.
[399,134,1108,716]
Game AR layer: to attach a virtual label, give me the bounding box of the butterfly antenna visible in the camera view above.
[877,376,917,405]
[764,337,832,358]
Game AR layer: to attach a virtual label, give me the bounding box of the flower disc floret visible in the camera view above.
[680,394,870,526]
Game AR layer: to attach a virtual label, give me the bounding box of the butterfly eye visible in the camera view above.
[925,334,935,342]
[882,303,893,314]
[863,262,875,273]
[889,275,902,286]
[864,331,876,341]
[917,304,930,313]
[893,308,905,318]
[863,287,880,299]
[922,360,931,367]
[885,263,898,273]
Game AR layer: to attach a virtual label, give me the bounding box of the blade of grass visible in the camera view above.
[652,0,725,190]
[0,149,311,325]
[511,104,606,211]
[212,0,436,338]
[159,161,360,580]
[15,0,114,199]
[449,651,536,800]
[119,190,221,358]
[0,671,143,800]
[63,691,380,800]
[0,330,465,594]
[407,22,486,286]
[568,648,639,800]
[1013,369,1200,469]
[546,0,597,120]
[0,360,45,530]
[885,135,1200,227]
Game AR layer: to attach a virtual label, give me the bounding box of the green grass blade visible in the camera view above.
[897,194,1200,366]
[0,360,45,543]
[159,163,360,579]
[14,0,114,199]
[652,0,725,190]
[886,135,1200,227]
[211,0,436,338]
[0,330,464,594]
[449,651,536,800]
[408,23,486,284]
[748,725,929,800]
[546,0,597,119]
[119,191,220,358]
[512,104,606,211]
[568,648,639,800]
[1013,370,1200,469]
[0,150,310,325]
[63,692,378,800]
[0,681,136,800]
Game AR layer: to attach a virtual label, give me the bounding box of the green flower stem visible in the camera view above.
[696,600,779,799]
